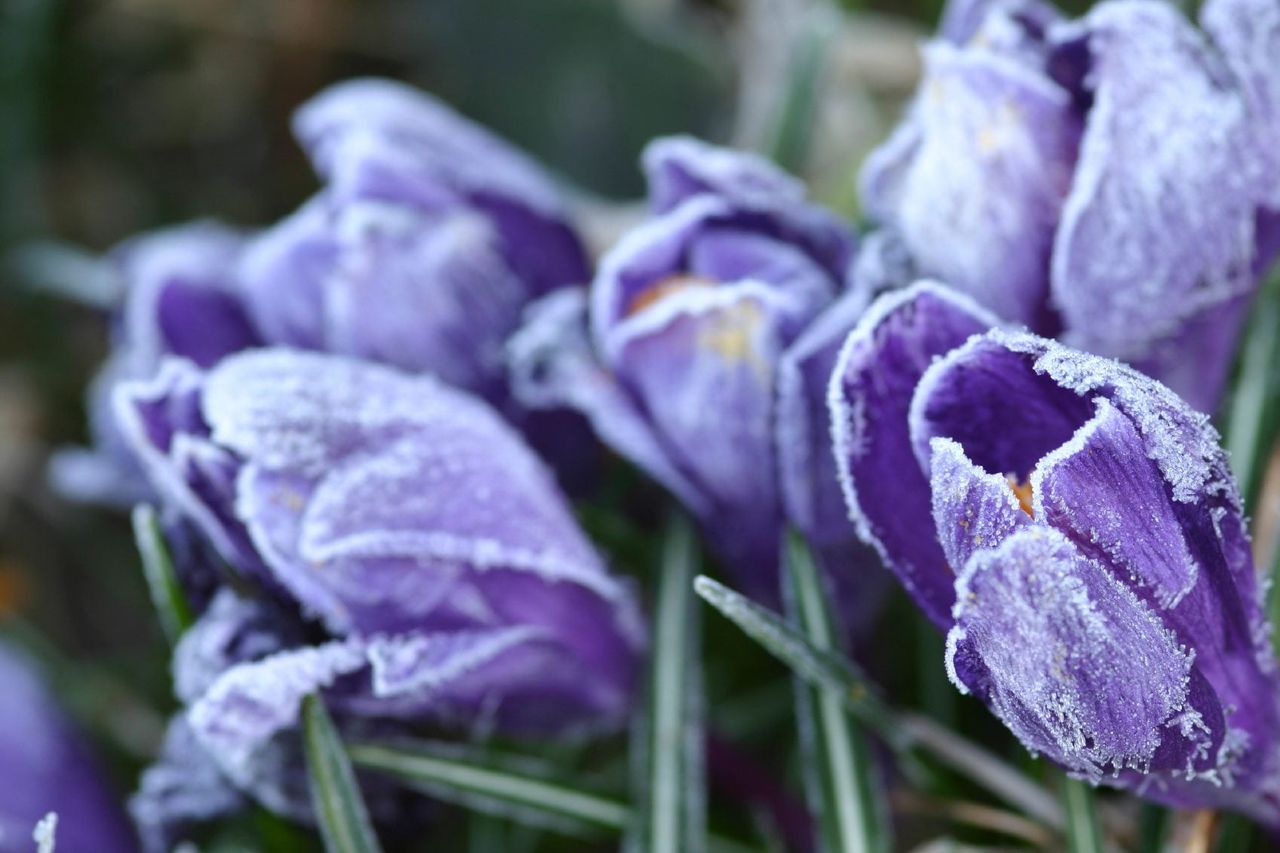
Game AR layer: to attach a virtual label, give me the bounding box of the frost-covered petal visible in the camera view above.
[927,436,1031,570]
[945,526,1211,780]
[324,210,526,396]
[861,40,1079,329]
[292,77,588,293]
[130,717,245,853]
[829,282,998,627]
[508,290,711,517]
[1201,0,1280,209]
[237,197,337,350]
[1049,1,1258,407]
[642,135,807,213]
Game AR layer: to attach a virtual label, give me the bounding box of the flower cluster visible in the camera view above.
[33,0,1280,842]
[831,282,1280,820]
[860,0,1280,412]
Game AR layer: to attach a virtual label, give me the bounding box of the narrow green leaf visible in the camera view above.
[1225,270,1280,508]
[131,503,194,645]
[350,740,628,835]
[630,513,705,853]
[784,532,887,853]
[694,574,1064,830]
[765,10,836,174]
[301,694,382,853]
[1137,803,1167,853]
[1060,776,1103,853]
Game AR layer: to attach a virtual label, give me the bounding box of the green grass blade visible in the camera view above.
[349,740,628,834]
[1225,270,1280,508]
[131,504,194,645]
[765,10,836,174]
[784,533,887,853]
[630,513,705,853]
[694,573,1063,830]
[1060,776,1103,853]
[301,694,382,853]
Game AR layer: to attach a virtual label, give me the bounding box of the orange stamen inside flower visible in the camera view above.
[625,274,713,316]
[1007,476,1035,518]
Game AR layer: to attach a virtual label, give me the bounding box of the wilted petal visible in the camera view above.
[1050,2,1257,406]
[829,282,997,626]
[946,526,1211,780]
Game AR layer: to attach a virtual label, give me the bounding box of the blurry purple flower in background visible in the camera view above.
[860,0,1280,412]
[240,78,590,404]
[830,286,1280,821]
[55,78,596,508]
[50,223,258,507]
[114,349,643,841]
[510,136,881,614]
[0,642,136,853]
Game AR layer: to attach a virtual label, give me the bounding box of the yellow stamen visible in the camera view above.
[1007,476,1035,518]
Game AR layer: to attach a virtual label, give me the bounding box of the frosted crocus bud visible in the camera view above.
[511,136,874,608]
[860,0,1280,412]
[113,349,643,823]
[239,78,589,405]
[830,291,1280,821]
[50,222,257,507]
[0,643,135,853]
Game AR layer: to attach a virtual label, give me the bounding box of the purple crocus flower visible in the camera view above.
[239,78,589,405]
[0,642,136,853]
[830,283,1280,821]
[860,0,1280,412]
[113,349,643,834]
[511,136,875,608]
[51,223,258,507]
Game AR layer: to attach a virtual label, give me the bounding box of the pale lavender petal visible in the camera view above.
[926,436,1031,570]
[1050,2,1258,404]
[643,135,807,213]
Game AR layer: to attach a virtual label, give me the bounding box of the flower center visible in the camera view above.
[1006,476,1035,518]
[626,274,713,316]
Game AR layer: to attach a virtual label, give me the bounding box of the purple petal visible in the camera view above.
[1201,0,1280,209]
[643,135,808,213]
[828,281,998,627]
[926,436,1031,570]
[1049,2,1258,407]
[291,78,588,293]
[0,643,135,853]
[860,41,1079,329]
[945,526,1208,780]
[508,290,712,517]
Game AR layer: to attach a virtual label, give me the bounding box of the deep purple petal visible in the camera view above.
[927,436,1031,570]
[828,281,998,627]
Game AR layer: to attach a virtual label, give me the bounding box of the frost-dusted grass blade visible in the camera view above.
[1225,270,1280,509]
[1060,776,1103,853]
[349,739,628,836]
[131,503,193,645]
[765,8,836,174]
[694,573,1064,830]
[629,513,706,853]
[301,694,383,853]
[784,533,888,853]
